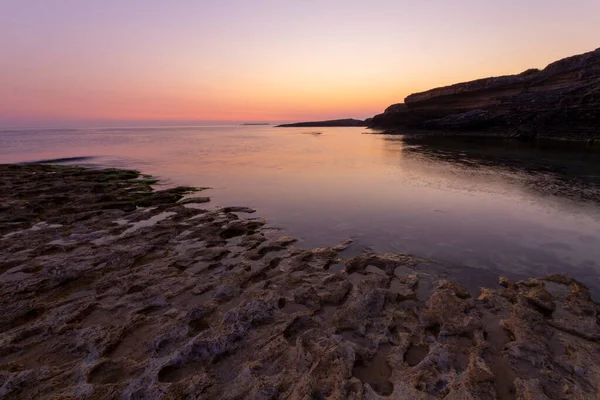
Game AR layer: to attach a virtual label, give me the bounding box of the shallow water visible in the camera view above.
[1,125,600,293]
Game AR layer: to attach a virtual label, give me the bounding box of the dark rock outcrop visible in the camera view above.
[370,48,600,140]
[278,118,366,127]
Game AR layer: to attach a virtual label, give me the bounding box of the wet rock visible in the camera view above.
[499,275,517,289]
[466,353,494,383]
[239,234,266,249]
[397,273,418,289]
[346,253,414,276]
[291,329,357,399]
[333,288,388,334]
[221,206,256,213]
[99,201,137,212]
[274,236,297,247]
[423,289,481,335]
[436,279,470,299]
[331,239,353,252]
[222,219,266,239]
[389,279,416,300]
[293,287,321,310]
[1,165,600,399]
[514,378,550,400]
[316,275,352,305]
[178,197,211,205]
[222,296,276,336]
[194,247,230,261]
[525,286,555,313]
[518,277,544,288]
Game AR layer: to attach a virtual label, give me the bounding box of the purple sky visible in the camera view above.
[1,0,599,126]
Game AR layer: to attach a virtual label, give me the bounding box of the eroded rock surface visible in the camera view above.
[1,164,599,399]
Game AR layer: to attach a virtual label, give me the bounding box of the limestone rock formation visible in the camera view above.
[1,165,599,399]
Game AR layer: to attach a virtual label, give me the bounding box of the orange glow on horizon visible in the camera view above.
[1,1,599,126]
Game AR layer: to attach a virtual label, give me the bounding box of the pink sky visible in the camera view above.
[1,0,599,127]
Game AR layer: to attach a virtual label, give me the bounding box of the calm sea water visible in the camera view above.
[2,125,600,293]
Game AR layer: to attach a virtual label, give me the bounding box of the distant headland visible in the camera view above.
[242,123,270,125]
[277,118,366,128]
[367,47,600,140]
[279,48,599,141]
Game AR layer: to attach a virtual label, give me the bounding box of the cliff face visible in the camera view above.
[370,48,600,139]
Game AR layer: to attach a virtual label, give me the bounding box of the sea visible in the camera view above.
[2,124,600,294]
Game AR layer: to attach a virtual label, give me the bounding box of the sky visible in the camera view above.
[0,0,599,127]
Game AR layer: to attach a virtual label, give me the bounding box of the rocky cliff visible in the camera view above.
[369,48,600,140]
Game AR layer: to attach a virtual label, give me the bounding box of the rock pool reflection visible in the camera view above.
[2,126,599,295]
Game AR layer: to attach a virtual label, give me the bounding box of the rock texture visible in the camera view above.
[369,48,600,140]
[1,164,600,399]
[277,119,366,128]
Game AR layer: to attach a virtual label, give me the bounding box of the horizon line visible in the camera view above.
[0,117,368,130]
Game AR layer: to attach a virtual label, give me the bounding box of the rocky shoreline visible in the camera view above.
[1,164,599,399]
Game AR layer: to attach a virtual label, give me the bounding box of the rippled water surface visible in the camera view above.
[2,125,600,293]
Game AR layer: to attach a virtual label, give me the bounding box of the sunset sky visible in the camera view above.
[1,0,599,127]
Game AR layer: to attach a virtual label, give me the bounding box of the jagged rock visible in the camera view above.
[499,276,517,289]
[1,166,599,399]
[423,289,481,335]
[524,286,555,313]
[436,279,471,299]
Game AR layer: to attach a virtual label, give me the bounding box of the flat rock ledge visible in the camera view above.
[0,164,599,399]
